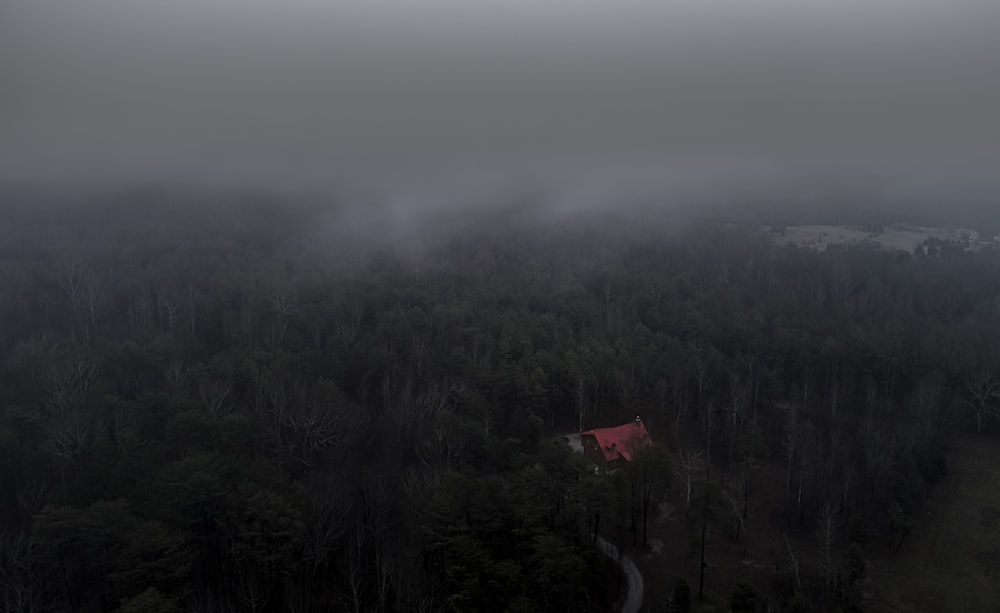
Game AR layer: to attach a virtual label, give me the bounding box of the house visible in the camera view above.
[580,417,653,468]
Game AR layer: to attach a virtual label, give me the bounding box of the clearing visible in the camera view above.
[764,224,979,253]
[866,431,1000,612]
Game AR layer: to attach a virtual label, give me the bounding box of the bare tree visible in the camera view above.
[828,359,839,420]
[725,371,745,483]
[186,283,199,340]
[236,562,268,613]
[51,256,107,342]
[265,285,296,351]
[335,299,363,352]
[816,501,839,604]
[783,535,802,594]
[129,290,155,338]
[691,349,716,410]
[344,518,368,613]
[964,371,1000,432]
[839,458,854,518]
[726,373,745,432]
[0,529,37,613]
[164,358,186,395]
[304,487,350,577]
[44,360,99,462]
[724,489,746,549]
[783,405,799,527]
[700,400,717,481]
[669,369,689,438]
[282,409,342,469]
[676,447,703,515]
[796,426,813,526]
[51,256,86,313]
[80,267,105,340]
[14,481,50,524]
[198,378,232,419]
[158,287,181,336]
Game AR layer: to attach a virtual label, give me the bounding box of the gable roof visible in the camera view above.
[580,419,652,463]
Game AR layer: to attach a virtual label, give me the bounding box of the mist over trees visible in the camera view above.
[1,188,999,612]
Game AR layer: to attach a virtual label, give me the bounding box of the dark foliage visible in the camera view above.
[0,194,997,611]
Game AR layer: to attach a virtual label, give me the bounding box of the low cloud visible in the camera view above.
[1,0,998,199]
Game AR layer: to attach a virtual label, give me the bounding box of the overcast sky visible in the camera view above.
[1,0,998,191]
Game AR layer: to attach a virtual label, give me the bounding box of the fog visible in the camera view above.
[2,0,999,209]
[6,7,1000,611]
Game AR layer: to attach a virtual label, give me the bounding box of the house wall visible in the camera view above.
[580,434,607,466]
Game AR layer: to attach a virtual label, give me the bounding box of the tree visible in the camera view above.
[115,588,180,613]
[676,447,704,516]
[887,500,913,550]
[6,193,1000,611]
[816,502,839,602]
[700,400,718,481]
[724,369,746,482]
[783,535,802,595]
[668,579,691,613]
[835,543,866,608]
[625,445,672,547]
[43,360,99,471]
[0,528,37,613]
[783,406,799,528]
[964,371,1000,432]
[729,581,762,613]
[693,483,727,599]
[723,487,747,553]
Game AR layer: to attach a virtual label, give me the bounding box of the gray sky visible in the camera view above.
[2,0,999,190]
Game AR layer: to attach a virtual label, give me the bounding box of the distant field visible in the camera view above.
[765,225,960,253]
[867,431,1000,612]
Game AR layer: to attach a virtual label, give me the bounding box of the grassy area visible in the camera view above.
[768,224,939,252]
[620,430,1000,611]
[866,431,1000,612]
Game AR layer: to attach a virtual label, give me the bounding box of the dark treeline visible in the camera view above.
[1,192,999,612]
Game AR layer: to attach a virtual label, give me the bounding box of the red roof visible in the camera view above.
[580,419,652,463]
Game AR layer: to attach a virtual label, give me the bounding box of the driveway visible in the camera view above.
[596,537,644,613]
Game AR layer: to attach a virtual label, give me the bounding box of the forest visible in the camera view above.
[2,188,999,613]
